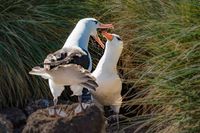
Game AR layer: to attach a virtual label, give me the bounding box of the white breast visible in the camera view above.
[91,70,122,106]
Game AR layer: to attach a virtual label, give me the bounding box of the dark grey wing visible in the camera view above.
[44,48,90,70]
[67,48,90,70]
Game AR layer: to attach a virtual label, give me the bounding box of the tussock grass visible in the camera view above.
[106,0,200,132]
[1,0,200,132]
[0,0,106,107]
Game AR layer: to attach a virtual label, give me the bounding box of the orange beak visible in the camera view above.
[101,31,113,41]
[93,35,105,49]
[93,23,114,49]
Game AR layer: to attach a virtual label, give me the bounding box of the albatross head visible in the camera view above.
[101,31,123,50]
[78,18,114,49]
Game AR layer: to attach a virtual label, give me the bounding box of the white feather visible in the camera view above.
[91,34,123,113]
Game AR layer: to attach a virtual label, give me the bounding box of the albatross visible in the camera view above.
[91,31,123,129]
[30,18,113,115]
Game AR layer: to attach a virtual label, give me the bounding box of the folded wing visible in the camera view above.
[44,47,88,70]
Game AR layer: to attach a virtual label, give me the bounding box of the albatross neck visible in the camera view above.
[63,22,91,51]
[96,42,122,73]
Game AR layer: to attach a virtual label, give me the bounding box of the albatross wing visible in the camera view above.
[29,66,51,79]
[50,64,98,91]
[44,47,89,70]
[29,64,98,91]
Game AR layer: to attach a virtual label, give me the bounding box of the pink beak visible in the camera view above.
[93,23,114,49]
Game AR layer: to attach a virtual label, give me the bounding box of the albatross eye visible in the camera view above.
[116,36,122,41]
[92,20,98,24]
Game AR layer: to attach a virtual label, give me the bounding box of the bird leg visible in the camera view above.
[111,105,120,131]
[54,98,67,117]
[116,113,119,131]
[107,112,120,131]
[48,97,60,117]
[53,97,58,115]
[48,98,67,117]
[78,96,85,112]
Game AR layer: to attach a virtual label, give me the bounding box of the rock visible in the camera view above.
[0,107,26,128]
[0,114,13,133]
[23,103,106,133]
[24,99,72,116]
[24,99,50,115]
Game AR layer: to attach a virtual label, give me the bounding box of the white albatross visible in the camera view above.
[91,31,123,129]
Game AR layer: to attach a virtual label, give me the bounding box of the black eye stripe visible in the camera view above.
[92,20,98,24]
[116,36,122,41]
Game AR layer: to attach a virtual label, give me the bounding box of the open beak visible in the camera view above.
[101,31,113,41]
[93,35,105,49]
[99,23,114,29]
[93,23,114,49]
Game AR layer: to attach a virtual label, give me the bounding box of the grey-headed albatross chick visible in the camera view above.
[91,31,123,129]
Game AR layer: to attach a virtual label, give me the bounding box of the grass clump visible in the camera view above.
[107,0,200,132]
[0,0,106,107]
[1,0,200,132]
